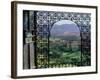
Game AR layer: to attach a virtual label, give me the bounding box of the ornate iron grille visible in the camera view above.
[23,10,91,69]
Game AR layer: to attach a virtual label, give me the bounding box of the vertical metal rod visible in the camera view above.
[80,27,83,66]
[48,25,50,68]
[28,44,30,69]
[78,25,82,66]
[27,11,31,69]
[34,11,37,68]
[23,11,25,69]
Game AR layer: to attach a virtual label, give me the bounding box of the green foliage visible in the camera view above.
[49,41,90,66]
[37,38,90,67]
[49,42,80,64]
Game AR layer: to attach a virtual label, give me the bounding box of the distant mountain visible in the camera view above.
[63,32,80,36]
[50,24,80,37]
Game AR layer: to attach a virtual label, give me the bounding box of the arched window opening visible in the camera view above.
[49,20,81,66]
